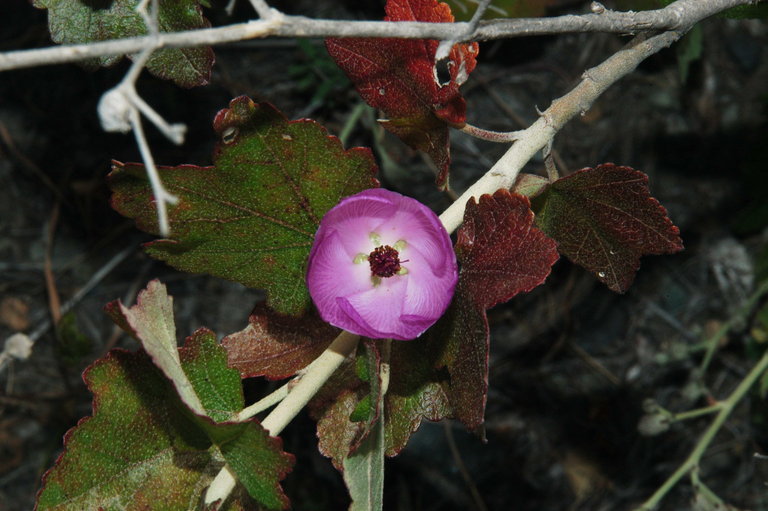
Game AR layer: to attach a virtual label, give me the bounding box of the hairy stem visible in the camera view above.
[205,331,360,506]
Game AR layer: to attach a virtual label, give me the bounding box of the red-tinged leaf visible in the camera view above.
[531,163,684,293]
[222,304,339,380]
[379,115,451,188]
[109,97,379,316]
[433,190,559,431]
[33,0,214,87]
[312,341,383,470]
[36,331,294,511]
[326,0,478,188]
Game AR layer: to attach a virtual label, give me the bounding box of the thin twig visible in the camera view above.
[444,421,489,511]
[439,26,719,233]
[0,246,135,379]
[236,383,290,421]
[0,0,754,72]
[248,0,275,19]
[633,349,768,510]
[436,0,491,61]
[129,108,179,237]
[460,123,521,142]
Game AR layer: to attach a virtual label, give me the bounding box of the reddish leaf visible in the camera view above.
[326,0,478,188]
[435,190,559,430]
[532,163,684,292]
[311,337,451,464]
[311,341,384,469]
[222,304,339,380]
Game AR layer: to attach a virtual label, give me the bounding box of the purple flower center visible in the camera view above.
[368,245,401,278]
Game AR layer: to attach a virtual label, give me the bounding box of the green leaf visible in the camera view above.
[55,311,93,367]
[33,0,214,88]
[104,279,213,419]
[384,337,451,456]
[512,173,549,198]
[109,97,379,316]
[532,163,683,293]
[343,409,385,511]
[43,280,297,509]
[36,332,294,510]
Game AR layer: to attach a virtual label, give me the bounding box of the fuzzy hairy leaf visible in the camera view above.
[343,408,385,511]
[33,0,214,87]
[326,0,478,188]
[312,335,450,468]
[434,190,559,431]
[222,304,339,380]
[313,341,383,470]
[384,337,451,455]
[104,279,210,419]
[36,331,294,511]
[532,163,683,293]
[109,97,379,316]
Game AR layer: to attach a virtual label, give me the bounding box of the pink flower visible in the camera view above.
[307,189,458,340]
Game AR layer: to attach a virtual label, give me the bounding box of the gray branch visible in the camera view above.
[0,0,758,72]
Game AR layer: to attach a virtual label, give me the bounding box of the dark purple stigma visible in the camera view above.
[368,245,401,278]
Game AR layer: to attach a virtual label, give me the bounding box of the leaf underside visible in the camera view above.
[109,97,379,316]
[222,304,340,380]
[33,0,214,87]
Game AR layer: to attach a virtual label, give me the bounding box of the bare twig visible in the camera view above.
[436,0,491,61]
[247,0,277,19]
[0,0,755,73]
[205,331,360,506]
[633,349,768,510]
[96,0,185,236]
[438,0,744,233]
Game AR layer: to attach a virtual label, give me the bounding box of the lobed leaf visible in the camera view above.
[384,337,452,455]
[531,163,683,293]
[313,341,384,470]
[326,0,478,188]
[109,97,379,316]
[36,330,294,511]
[434,190,559,431]
[222,304,340,380]
[33,0,214,87]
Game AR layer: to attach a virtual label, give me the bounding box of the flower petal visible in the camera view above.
[307,230,372,325]
[337,276,411,339]
[307,188,458,340]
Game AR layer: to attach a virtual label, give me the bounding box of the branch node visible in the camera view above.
[590,2,607,14]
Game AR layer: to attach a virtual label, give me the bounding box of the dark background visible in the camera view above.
[1,1,768,509]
